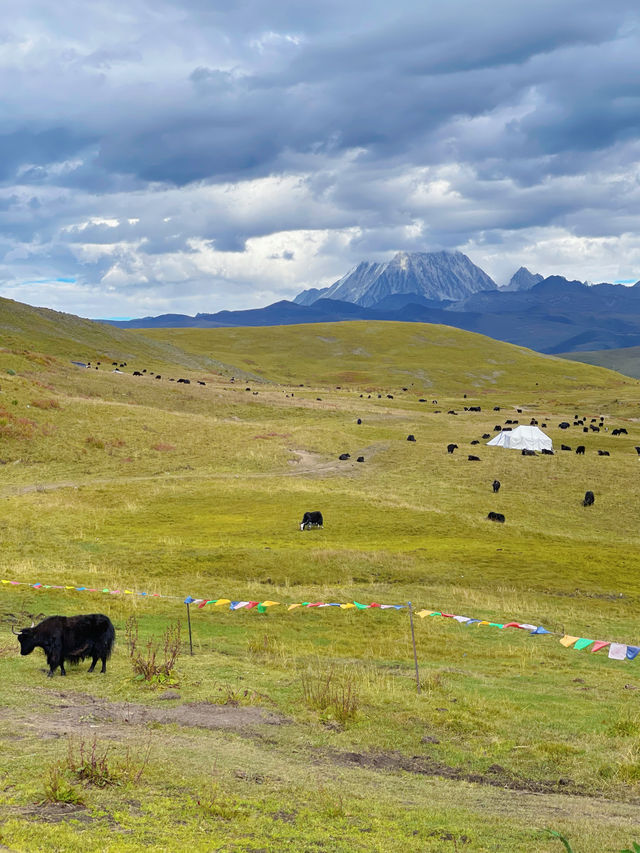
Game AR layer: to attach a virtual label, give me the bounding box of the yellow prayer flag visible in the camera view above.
[287,603,301,611]
[560,635,579,647]
[340,603,356,609]
[214,599,231,606]
[477,621,490,626]
[416,610,433,618]
[260,600,279,607]
[124,590,133,594]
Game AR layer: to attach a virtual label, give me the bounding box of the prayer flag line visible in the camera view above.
[3,577,638,662]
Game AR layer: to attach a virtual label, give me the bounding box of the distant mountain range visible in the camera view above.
[98,250,640,355]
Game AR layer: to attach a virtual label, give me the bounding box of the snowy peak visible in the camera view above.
[503,267,544,292]
[299,250,497,308]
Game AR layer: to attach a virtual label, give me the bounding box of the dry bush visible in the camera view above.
[126,615,181,684]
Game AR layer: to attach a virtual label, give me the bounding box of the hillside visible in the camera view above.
[4,302,640,851]
[560,344,640,379]
[138,320,634,403]
[0,295,231,372]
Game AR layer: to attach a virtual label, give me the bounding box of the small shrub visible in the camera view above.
[6,369,15,376]
[67,737,119,787]
[301,665,359,725]
[127,617,181,684]
[66,736,150,787]
[42,763,84,805]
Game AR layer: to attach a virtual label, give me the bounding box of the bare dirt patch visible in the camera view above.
[0,691,290,740]
[317,747,600,798]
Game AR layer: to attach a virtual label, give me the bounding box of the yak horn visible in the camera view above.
[11,625,21,635]
[30,621,34,628]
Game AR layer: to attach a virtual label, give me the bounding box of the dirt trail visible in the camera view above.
[1,444,387,498]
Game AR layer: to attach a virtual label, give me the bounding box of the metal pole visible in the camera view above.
[186,602,193,655]
[408,601,421,694]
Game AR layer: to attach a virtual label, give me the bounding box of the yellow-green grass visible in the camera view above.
[3,317,640,850]
[561,345,640,380]
[0,295,235,374]
[139,320,638,404]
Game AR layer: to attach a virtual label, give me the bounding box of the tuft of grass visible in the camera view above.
[66,736,150,788]
[41,763,85,805]
[301,664,360,725]
[197,781,250,820]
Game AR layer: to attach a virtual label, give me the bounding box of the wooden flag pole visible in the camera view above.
[186,602,193,655]
[408,601,421,694]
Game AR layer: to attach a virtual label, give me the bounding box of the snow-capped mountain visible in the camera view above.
[294,250,497,308]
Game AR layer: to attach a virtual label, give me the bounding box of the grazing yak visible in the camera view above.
[561,444,572,451]
[583,491,595,507]
[541,448,554,455]
[338,453,351,460]
[522,449,536,456]
[300,511,323,531]
[487,512,505,523]
[576,446,585,454]
[492,479,501,493]
[468,455,481,461]
[14,614,115,677]
[447,444,458,454]
[407,434,416,442]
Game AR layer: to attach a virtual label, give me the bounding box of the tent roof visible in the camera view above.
[486,425,553,451]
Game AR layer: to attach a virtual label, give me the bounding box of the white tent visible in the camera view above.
[486,425,553,452]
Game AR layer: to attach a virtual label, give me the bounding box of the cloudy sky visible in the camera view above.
[1,0,639,318]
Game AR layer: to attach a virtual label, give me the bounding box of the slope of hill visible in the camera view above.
[560,344,640,379]
[0,295,232,372]
[138,320,633,400]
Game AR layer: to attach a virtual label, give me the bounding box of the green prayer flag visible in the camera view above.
[574,638,594,651]
[490,623,504,628]
[257,604,266,614]
[354,602,368,610]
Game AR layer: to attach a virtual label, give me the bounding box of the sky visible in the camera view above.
[0,0,639,319]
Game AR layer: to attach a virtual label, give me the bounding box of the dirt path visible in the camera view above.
[0,444,388,498]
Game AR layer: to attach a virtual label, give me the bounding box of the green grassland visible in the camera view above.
[561,344,640,380]
[3,314,640,851]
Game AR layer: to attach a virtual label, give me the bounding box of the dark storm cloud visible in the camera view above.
[0,0,639,314]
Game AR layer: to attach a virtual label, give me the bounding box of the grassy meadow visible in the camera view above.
[3,315,640,851]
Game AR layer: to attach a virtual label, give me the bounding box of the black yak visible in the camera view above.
[13,614,115,677]
[300,511,324,530]
[583,491,595,507]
